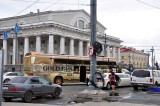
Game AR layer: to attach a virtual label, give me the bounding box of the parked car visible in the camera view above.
[130,69,160,91]
[121,69,132,75]
[3,72,24,83]
[103,73,131,89]
[3,76,62,102]
[86,72,131,89]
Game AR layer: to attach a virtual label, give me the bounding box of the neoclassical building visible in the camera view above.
[120,47,149,69]
[0,9,122,71]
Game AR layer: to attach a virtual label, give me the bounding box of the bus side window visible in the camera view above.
[74,66,79,74]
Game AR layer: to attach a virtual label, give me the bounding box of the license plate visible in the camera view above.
[3,87,8,90]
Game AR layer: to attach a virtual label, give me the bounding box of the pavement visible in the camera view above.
[2,101,158,106]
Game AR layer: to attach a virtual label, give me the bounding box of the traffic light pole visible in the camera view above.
[151,46,154,86]
[89,0,97,88]
[14,33,18,71]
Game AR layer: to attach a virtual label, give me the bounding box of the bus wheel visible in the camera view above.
[54,77,63,85]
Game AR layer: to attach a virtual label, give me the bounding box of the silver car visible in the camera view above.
[3,76,62,102]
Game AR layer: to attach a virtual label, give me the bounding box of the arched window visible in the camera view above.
[78,20,84,29]
[74,20,85,29]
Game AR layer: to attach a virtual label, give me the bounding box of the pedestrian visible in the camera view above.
[109,71,116,91]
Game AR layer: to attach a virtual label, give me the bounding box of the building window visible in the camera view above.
[20,55,23,64]
[42,40,45,44]
[74,21,77,27]
[121,56,124,59]
[10,55,12,64]
[10,43,13,47]
[78,20,84,29]
[20,42,23,46]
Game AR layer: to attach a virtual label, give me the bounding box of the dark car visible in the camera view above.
[3,76,62,102]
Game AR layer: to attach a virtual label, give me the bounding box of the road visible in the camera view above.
[2,85,160,106]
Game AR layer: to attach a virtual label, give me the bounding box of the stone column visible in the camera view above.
[12,38,16,65]
[48,35,54,54]
[78,40,83,56]
[3,39,7,65]
[117,47,120,63]
[107,45,110,57]
[69,38,74,55]
[36,36,41,52]
[24,37,29,56]
[101,44,105,56]
[86,42,90,56]
[112,46,116,58]
[60,37,65,54]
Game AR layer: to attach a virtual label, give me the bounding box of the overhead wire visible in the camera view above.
[14,0,40,16]
[42,0,62,11]
[136,0,160,10]
[12,0,89,6]
[0,0,39,26]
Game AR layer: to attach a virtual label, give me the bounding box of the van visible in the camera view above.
[130,69,160,90]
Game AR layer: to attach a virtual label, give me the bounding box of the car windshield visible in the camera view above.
[132,70,150,77]
[9,77,27,83]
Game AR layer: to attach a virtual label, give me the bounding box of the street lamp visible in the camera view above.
[150,46,154,85]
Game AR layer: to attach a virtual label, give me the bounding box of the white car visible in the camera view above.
[131,69,160,91]
[103,73,131,90]
[86,73,131,89]
[3,72,24,83]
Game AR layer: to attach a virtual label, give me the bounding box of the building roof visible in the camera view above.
[120,47,148,55]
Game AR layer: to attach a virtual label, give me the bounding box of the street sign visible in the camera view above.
[14,23,19,34]
[0,50,4,106]
[88,45,94,56]
[3,31,8,39]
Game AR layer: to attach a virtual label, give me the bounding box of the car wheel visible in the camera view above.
[106,83,111,90]
[3,79,10,83]
[133,86,138,91]
[54,77,63,85]
[51,88,61,98]
[3,97,12,102]
[23,91,33,102]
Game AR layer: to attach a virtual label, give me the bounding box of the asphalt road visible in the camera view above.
[2,85,160,106]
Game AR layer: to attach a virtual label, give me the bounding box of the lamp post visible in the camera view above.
[150,46,154,85]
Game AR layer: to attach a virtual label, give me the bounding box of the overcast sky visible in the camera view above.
[1,0,160,63]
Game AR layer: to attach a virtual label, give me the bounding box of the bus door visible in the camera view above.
[73,66,80,81]
[80,66,86,82]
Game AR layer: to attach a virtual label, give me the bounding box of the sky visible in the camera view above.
[0,0,160,63]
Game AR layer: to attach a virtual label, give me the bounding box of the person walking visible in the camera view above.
[109,71,116,91]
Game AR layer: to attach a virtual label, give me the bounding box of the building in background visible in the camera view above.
[120,46,149,69]
[0,9,122,71]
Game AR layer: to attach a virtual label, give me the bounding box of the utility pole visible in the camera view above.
[89,0,97,87]
[150,46,154,85]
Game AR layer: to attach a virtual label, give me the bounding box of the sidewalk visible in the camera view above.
[2,101,157,106]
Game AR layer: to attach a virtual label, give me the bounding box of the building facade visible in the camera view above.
[120,47,149,69]
[0,9,122,71]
